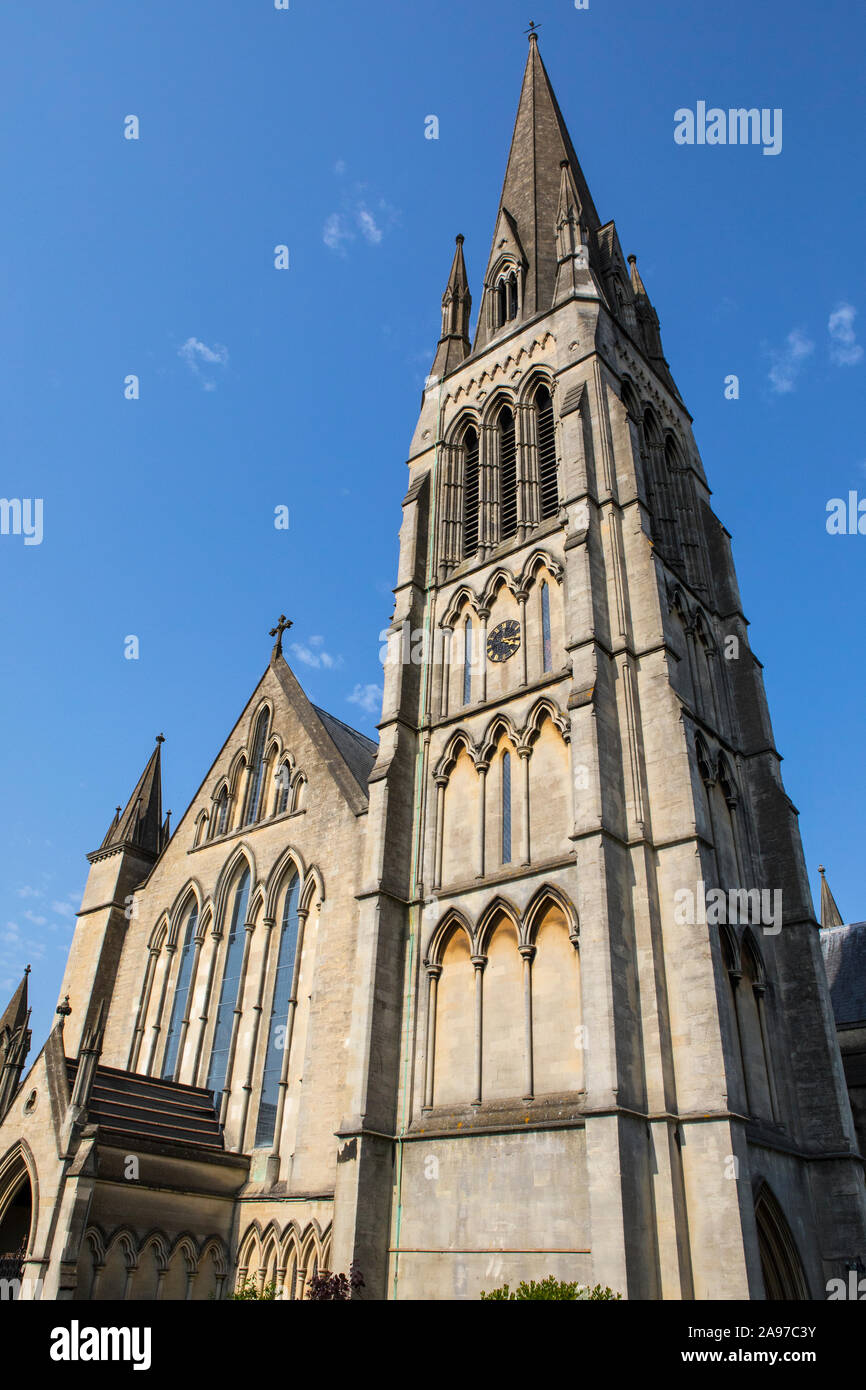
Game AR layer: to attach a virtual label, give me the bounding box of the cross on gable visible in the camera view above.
[269,613,293,658]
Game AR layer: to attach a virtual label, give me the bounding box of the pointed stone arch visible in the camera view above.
[147,913,170,951]
[517,547,564,591]
[523,884,579,948]
[434,729,477,781]
[300,865,325,914]
[521,696,570,748]
[754,1182,809,1300]
[480,566,518,612]
[427,907,474,966]
[0,1139,38,1261]
[442,585,481,629]
[213,843,256,926]
[265,846,307,920]
[167,880,204,945]
[517,364,556,409]
[478,712,519,764]
[476,894,522,955]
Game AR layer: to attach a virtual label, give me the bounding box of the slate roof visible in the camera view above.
[97,738,164,857]
[312,706,378,791]
[820,922,866,1027]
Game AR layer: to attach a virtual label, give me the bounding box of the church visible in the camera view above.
[1,34,864,1302]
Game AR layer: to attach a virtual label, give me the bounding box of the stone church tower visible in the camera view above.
[330,33,866,1299]
[0,36,863,1303]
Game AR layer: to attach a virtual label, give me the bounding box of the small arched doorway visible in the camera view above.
[0,1157,34,1294]
[755,1183,809,1300]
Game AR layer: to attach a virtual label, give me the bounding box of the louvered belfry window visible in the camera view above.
[462,426,480,559]
[536,385,559,519]
[499,405,518,541]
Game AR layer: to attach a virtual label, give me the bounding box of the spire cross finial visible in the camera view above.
[525,19,541,41]
[819,864,826,875]
[155,733,165,745]
[269,613,293,659]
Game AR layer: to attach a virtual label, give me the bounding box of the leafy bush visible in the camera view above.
[307,1263,365,1301]
[480,1276,621,1301]
[231,1276,279,1300]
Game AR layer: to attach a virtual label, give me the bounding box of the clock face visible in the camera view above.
[487,619,521,663]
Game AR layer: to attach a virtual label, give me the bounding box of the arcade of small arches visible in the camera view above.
[422,887,582,1110]
[75,1226,228,1301]
[432,699,572,889]
[235,1219,331,1299]
[128,844,324,1153]
[194,702,308,847]
[438,550,565,718]
[437,373,562,576]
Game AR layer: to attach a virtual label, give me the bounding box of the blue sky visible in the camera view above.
[1,0,864,1044]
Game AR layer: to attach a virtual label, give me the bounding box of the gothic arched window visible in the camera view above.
[501,751,512,864]
[498,405,518,542]
[212,787,229,839]
[541,581,552,672]
[276,762,291,816]
[254,874,301,1148]
[462,426,480,559]
[463,618,473,706]
[161,902,198,1080]
[206,867,251,1105]
[535,384,559,519]
[244,710,270,825]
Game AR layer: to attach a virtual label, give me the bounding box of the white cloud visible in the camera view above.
[334,159,347,176]
[357,207,383,245]
[323,213,352,254]
[15,886,42,899]
[23,910,47,926]
[178,337,229,390]
[290,635,342,670]
[51,900,76,919]
[347,683,383,714]
[828,303,864,366]
[323,191,398,255]
[767,328,814,394]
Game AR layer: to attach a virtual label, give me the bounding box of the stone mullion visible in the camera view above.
[476,763,488,878]
[519,748,532,865]
[422,964,441,1110]
[479,423,498,559]
[755,986,780,1122]
[173,935,204,1082]
[520,945,536,1099]
[128,947,159,1072]
[433,777,447,889]
[144,943,175,1076]
[192,927,222,1087]
[217,918,256,1132]
[516,402,538,539]
[269,906,309,1160]
[471,956,486,1105]
[438,626,452,719]
[237,916,276,1149]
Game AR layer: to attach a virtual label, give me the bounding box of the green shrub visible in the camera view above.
[480,1276,622,1301]
[230,1276,279,1300]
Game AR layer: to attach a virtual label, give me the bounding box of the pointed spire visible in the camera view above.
[0,967,30,1041]
[819,865,844,929]
[430,235,472,381]
[628,252,647,296]
[554,159,595,304]
[0,968,32,1120]
[475,35,601,350]
[94,735,164,859]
